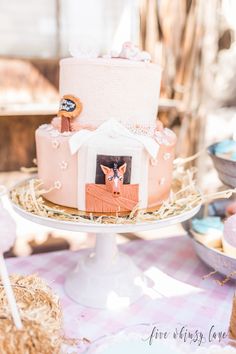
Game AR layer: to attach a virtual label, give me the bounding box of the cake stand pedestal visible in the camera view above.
[65,232,144,309]
[11,196,201,309]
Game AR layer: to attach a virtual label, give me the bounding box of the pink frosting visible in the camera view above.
[0,201,16,252]
[51,116,95,132]
[223,214,236,247]
[51,117,61,130]
[51,116,177,148]
[115,42,151,62]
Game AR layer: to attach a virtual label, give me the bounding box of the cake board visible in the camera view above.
[10,179,201,309]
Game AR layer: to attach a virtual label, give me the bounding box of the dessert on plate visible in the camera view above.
[191,216,223,248]
[36,42,176,214]
[213,139,236,161]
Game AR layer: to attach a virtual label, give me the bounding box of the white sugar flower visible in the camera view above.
[163,153,171,160]
[59,161,68,170]
[54,181,62,189]
[52,140,60,149]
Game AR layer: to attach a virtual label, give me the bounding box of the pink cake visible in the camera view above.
[35,43,176,214]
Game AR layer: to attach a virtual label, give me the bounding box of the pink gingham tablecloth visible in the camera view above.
[6,236,235,349]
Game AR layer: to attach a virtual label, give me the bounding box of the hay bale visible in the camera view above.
[0,274,63,354]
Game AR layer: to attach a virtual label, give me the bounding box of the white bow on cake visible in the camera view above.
[69,118,159,160]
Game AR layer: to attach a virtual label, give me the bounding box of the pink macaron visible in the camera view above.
[223,214,236,258]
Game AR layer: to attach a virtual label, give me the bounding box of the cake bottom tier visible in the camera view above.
[36,125,175,214]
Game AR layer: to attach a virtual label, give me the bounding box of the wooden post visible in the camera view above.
[61,115,71,133]
[230,295,236,340]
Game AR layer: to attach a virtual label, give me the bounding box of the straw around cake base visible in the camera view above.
[10,166,203,224]
[10,166,236,225]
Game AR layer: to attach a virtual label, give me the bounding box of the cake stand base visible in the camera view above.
[65,233,145,309]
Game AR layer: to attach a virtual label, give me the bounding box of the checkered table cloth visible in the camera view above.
[6,235,235,351]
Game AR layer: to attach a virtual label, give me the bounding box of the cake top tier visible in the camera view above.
[59,47,162,128]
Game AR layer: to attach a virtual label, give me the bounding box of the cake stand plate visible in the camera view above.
[10,181,201,309]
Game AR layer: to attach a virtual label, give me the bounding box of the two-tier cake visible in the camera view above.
[36,43,176,214]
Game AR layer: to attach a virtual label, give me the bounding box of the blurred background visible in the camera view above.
[1,0,236,256]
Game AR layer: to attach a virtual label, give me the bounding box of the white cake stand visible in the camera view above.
[10,189,201,309]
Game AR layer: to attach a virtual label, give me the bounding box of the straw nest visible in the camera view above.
[10,166,204,224]
[0,274,62,354]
